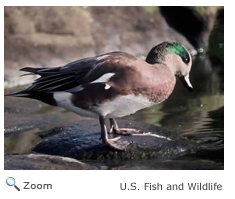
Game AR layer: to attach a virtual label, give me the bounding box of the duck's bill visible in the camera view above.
[180,75,193,92]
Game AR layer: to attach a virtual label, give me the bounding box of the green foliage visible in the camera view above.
[187,6,220,16]
[208,23,224,63]
[143,6,159,14]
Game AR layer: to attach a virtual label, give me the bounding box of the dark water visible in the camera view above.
[4,55,224,167]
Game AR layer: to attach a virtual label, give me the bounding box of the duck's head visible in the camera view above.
[146,42,193,92]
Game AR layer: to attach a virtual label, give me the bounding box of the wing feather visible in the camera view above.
[19,51,132,93]
[23,56,108,93]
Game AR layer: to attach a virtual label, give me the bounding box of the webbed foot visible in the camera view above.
[112,127,141,135]
[100,117,131,151]
[105,137,130,151]
[109,118,142,135]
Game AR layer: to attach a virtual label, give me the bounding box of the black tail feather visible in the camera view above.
[5,91,57,106]
[20,67,43,74]
[5,91,29,97]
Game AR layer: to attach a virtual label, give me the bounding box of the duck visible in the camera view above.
[7,41,193,150]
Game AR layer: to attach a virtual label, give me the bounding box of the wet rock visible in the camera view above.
[113,159,223,170]
[4,89,83,134]
[4,153,97,170]
[33,120,198,161]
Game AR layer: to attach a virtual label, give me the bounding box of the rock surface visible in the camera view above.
[5,6,193,87]
[33,120,198,161]
[113,159,223,170]
[4,154,97,170]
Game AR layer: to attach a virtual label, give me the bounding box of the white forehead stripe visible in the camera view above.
[90,73,115,84]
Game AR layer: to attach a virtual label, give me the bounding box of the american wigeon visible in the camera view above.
[7,41,193,150]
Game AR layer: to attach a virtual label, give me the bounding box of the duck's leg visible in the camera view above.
[109,118,142,135]
[99,116,130,150]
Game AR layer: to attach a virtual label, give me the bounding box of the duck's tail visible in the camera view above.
[5,67,42,97]
[20,67,43,74]
[5,90,57,106]
[5,67,58,106]
[5,66,51,97]
[5,91,30,97]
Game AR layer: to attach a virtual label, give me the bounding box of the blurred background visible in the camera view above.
[4,6,223,86]
[4,6,224,169]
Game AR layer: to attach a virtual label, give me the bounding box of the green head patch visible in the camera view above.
[168,43,190,64]
[145,42,191,65]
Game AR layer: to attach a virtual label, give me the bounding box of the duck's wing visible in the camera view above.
[20,53,118,93]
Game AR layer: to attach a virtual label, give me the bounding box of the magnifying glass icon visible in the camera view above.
[6,177,20,191]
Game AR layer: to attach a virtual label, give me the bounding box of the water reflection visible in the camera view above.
[125,55,224,162]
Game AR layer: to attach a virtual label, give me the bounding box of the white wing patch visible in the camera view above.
[61,73,115,93]
[90,73,115,84]
[104,84,111,90]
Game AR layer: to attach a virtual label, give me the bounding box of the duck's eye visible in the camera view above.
[183,57,188,62]
[182,55,190,64]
